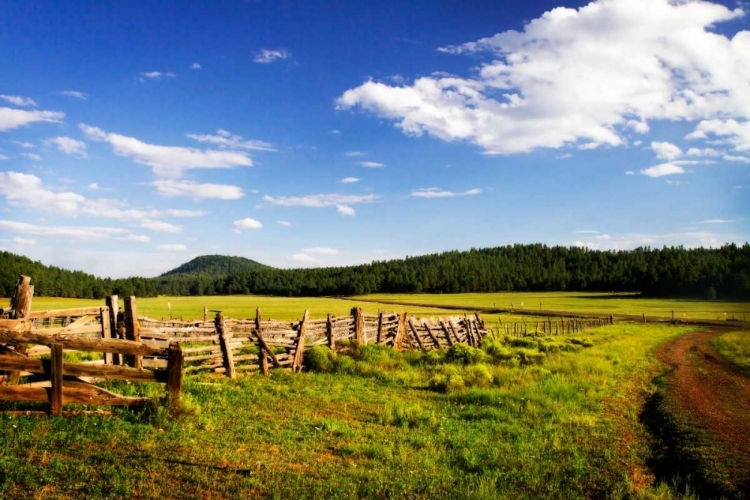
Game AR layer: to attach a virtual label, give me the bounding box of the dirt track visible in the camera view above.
[655,330,750,490]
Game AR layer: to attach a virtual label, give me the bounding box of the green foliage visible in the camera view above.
[712,331,750,376]
[446,343,487,365]
[480,338,514,361]
[568,337,594,348]
[304,346,337,373]
[378,403,437,428]
[509,337,538,349]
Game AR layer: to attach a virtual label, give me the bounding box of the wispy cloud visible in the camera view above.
[723,155,750,164]
[360,161,385,168]
[409,187,481,198]
[302,247,339,255]
[254,49,291,64]
[288,253,318,263]
[60,90,87,100]
[140,221,181,233]
[190,62,201,70]
[263,193,377,208]
[329,129,341,135]
[140,71,176,80]
[0,107,64,132]
[80,124,253,178]
[186,129,276,151]
[640,163,685,178]
[158,243,187,252]
[0,95,37,107]
[45,136,87,157]
[337,205,356,216]
[700,219,735,224]
[277,220,292,227]
[344,151,364,157]
[574,230,599,234]
[0,220,141,241]
[151,179,245,200]
[337,177,360,184]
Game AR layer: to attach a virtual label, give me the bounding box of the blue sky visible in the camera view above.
[0,0,748,278]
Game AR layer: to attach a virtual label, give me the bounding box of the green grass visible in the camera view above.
[355,292,750,321]
[0,323,699,499]
[712,331,750,375]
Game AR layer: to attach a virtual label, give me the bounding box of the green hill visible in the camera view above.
[160,255,270,277]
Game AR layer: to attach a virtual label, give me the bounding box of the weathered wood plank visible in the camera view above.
[0,330,166,357]
[167,342,183,417]
[292,310,309,373]
[124,296,141,369]
[50,344,63,416]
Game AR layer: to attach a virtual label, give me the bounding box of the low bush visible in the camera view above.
[446,343,487,365]
[305,345,337,373]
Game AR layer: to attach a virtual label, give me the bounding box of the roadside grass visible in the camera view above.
[711,331,750,375]
[355,292,750,321]
[0,323,698,499]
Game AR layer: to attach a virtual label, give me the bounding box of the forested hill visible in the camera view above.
[160,255,269,277]
[0,244,748,299]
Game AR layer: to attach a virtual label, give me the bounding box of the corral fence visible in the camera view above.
[0,276,183,416]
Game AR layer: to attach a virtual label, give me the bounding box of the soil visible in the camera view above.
[654,329,750,494]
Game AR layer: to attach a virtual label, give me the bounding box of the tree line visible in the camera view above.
[0,243,748,300]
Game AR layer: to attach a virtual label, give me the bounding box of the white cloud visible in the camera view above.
[277,220,292,227]
[651,141,682,161]
[21,152,42,160]
[254,49,291,64]
[338,177,360,184]
[687,119,750,150]
[233,217,263,230]
[150,179,245,199]
[80,124,253,178]
[158,244,187,252]
[0,107,64,132]
[190,63,201,70]
[60,90,87,100]
[409,187,481,198]
[0,154,7,160]
[723,155,750,163]
[574,230,599,234]
[263,193,377,208]
[338,0,750,155]
[288,253,318,263]
[141,71,176,80]
[360,161,385,168]
[640,163,685,178]
[625,119,649,134]
[336,205,356,216]
[0,220,131,240]
[45,136,87,157]
[686,147,721,157]
[624,170,635,175]
[700,219,735,224]
[329,129,341,135]
[302,247,339,255]
[140,221,182,233]
[344,151,364,157]
[186,129,275,151]
[572,230,743,250]
[0,95,37,107]
[12,141,35,149]
[9,237,36,246]
[125,234,151,243]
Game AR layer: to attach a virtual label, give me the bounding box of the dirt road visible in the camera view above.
[655,329,750,494]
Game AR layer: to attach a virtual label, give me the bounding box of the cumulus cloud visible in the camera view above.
[234,217,263,230]
[0,107,64,132]
[337,177,360,184]
[254,49,291,63]
[158,243,187,252]
[723,155,750,163]
[336,205,356,216]
[686,147,721,157]
[60,90,87,100]
[0,95,37,107]
[45,136,87,157]
[625,170,635,175]
[640,163,685,178]
[687,119,750,150]
[409,187,481,198]
[651,141,682,161]
[186,129,276,151]
[80,124,253,178]
[150,179,245,199]
[360,161,385,168]
[338,0,750,155]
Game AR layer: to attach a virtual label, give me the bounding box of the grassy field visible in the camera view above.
[355,292,750,321]
[712,331,750,375]
[0,323,699,499]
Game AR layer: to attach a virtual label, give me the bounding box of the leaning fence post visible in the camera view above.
[100,306,113,365]
[256,308,269,376]
[376,312,384,344]
[216,312,236,379]
[50,343,64,416]
[124,296,141,369]
[393,312,407,350]
[352,307,364,345]
[105,295,121,365]
[7,276,33,385]
[292,310,309,373]
[166,342,184,418]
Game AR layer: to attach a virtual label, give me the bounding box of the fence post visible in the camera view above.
[215,312,236,379]
[203,306,208,322]
[352,307,364,345]
[642,313,646,323]
[105,295,121,365]
[7,276,33,385]
[439,320,454,347]
[376,312,384,344]
[407,319,425,351]
[167,342,184,418]
[293,310,309,373]
[393,312,407,350]
[124,296,141,369]
[423,321,441,349]
[256,308,269,376]
[50,343,63,416]
[100,307,113,365]
[326,313,334,351]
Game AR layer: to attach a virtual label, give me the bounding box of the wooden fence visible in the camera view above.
[0,276,183,416]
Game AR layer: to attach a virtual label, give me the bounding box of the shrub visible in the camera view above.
[514,348,546,366]
[379,403,437,428]
[568,337,594,348]
[481,339,514,361]
[305,345,337,373]
[537,341,560,354]
[334,354,357,374]
[446,343,487,365]
[560,343,582,353]
[335,338,361,358]
[464,364,494,388]
[421,349,447,366]
[360,343,397,364]
[510,337,537,349]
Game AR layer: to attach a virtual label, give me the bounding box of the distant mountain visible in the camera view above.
[160,255,271,277]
